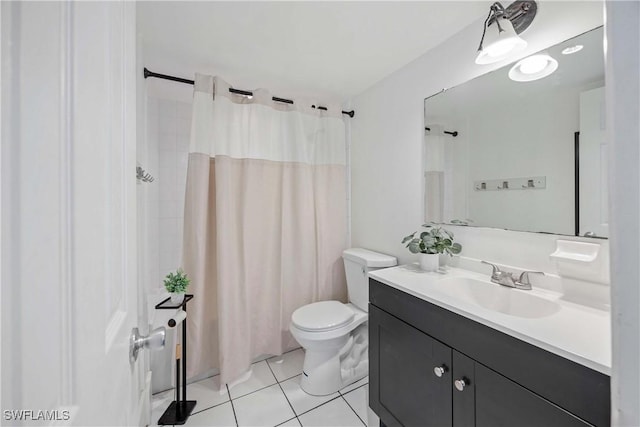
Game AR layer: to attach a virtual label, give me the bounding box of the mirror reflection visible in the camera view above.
[424,27,606,237]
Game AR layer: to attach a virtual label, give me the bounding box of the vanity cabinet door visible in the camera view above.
[474,363,592,427]
[452,351,475,427]
[370,305,453,427]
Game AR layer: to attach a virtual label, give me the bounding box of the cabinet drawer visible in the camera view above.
[370,278,610,426]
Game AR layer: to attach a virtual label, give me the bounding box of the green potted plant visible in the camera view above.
[164,268,190,304]
[402,224,462,271]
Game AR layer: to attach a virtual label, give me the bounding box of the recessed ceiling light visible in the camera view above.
[518,55,549,74]
[562,45,584,55]
[509,54,559,82]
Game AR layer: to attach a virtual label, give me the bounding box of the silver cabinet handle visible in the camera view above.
[454,378,468,392]
[433,365,447,378]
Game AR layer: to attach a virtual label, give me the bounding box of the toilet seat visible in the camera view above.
[291,301,354,332]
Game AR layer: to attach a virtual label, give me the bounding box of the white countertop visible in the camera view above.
[369,264,611,375]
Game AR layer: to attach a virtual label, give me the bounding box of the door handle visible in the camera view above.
[129,326,166,363]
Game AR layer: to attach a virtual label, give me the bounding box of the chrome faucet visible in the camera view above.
[481,261,544,290]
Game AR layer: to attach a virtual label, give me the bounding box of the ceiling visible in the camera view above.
[137,1,488,103]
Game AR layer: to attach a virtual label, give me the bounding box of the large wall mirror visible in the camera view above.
[424,27,606,238]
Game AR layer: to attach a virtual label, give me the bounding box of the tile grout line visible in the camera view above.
[264,347,302,373]
[274,416,299,427]
[271,376,369,419]
[267,350,303,385]
[339,381,368,397]
[177,369,367,422]
[264,352,361,420]
[183,349,365,426]
[195,355,301,417]
[190,398,231,416]
[230,381,277,401]
[156,350,305,424]
[282,347,302,356]
[226,384,239,427]
[229,359,295,400]
[266,356,302,426]
[190,377,235,416]
[295,395,343,418]
[276,372,303,384]
[340,394,367,427]
[163,348,301,398]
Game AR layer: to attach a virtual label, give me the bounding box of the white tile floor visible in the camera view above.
[151,348,378,427]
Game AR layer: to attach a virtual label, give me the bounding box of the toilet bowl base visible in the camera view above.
[300,349,344,396]
[296,324,369,396]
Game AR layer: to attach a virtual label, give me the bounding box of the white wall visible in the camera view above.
[350,2,604,270]
[606,2,640,425]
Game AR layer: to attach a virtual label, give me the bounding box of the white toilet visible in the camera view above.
[290,248,397,395]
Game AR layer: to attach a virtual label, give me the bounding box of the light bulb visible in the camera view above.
[485,39,521,58]
[518,55,549,74]
[476,17,527,65]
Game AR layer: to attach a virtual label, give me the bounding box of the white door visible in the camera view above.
[1,2,149,426]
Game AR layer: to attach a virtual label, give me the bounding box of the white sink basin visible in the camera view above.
[438,277,560,319]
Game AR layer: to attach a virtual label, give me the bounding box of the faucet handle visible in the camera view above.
[517,271,544,286]
[481,261,502,277]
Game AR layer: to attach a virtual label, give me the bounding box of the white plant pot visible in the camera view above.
[170,292,185,305]
[419,253,439,272]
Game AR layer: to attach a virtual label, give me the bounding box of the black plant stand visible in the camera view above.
[156,294,196,425]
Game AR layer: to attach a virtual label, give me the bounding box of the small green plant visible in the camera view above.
[164,268,190,293]
[402,224,462,256]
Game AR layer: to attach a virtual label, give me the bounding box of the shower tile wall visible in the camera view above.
[142,98,160,293]
[147,96,192,393]
[156,98,191,281]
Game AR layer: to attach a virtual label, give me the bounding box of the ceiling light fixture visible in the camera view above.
[475,1,537,65]
[508,53,558,82]
[562,45,584,55]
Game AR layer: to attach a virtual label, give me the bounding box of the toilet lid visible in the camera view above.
[291,301,355,332]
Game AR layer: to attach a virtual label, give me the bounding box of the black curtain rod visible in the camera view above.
[425,126,458,137]
[144,68,355,118]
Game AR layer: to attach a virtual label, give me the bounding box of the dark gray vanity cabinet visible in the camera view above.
[369,279,610,427]
[371,304,452,427]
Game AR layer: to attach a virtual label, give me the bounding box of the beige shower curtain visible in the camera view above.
[183,75,348,386]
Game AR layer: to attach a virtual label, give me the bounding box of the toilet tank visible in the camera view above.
[343,248,397,311]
